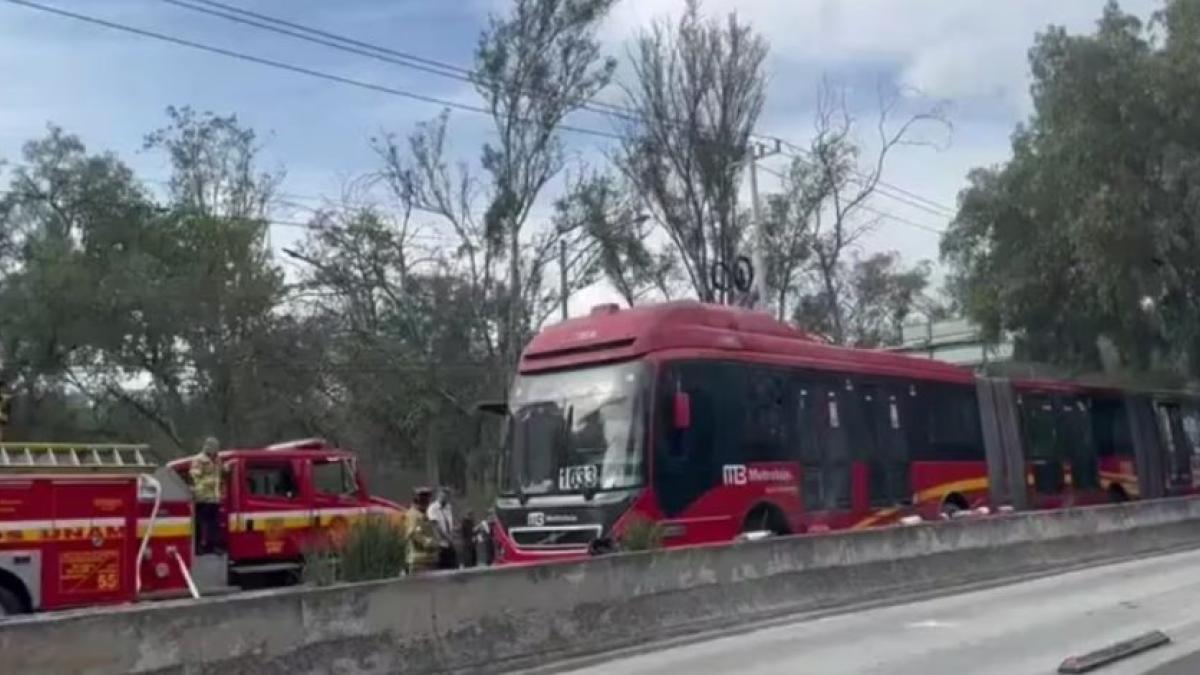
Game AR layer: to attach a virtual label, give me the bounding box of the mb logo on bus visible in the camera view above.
[723,464,748,486]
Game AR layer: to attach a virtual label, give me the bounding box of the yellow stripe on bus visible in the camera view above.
[850,471,1144,530]
[851,476,990,530]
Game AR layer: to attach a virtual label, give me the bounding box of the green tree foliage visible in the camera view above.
[793,252,932,348]
[943,0,1200,374]
[0,113,295,451]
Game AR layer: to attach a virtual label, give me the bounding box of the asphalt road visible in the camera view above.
[559,547,1200,675]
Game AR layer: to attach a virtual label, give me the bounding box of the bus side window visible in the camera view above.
[744,365,792,463]
[792,373,856,511]
[655,361,723,516]
[1022,394,1065,494]
[1061,397,1099,491]
[921,383,985,463]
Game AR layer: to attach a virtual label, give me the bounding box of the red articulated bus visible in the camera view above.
[490,301,1200,564]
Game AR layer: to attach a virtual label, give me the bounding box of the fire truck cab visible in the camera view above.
[166,438,404,586]
[0,443,195,616]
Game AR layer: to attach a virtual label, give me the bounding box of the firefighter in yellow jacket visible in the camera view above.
[189,437,225,554]
[404,487,439,573]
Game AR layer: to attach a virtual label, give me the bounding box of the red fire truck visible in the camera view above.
[166,438,405,585]
[0,438,404,616]
[0,443,194,616]
[490,301,1200,564]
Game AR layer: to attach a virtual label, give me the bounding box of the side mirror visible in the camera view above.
[476,400,508,416]
[673,391,691,430]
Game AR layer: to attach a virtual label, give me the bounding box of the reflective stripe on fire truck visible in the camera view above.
[135,516,192,538]
[227,506,400,533]
[0,516,126,542]
[0,516,193,542]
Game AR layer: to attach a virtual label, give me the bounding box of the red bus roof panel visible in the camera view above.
[520,301,974,384]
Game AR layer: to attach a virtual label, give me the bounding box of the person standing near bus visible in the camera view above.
[189,437,224,555]
[427,487,458,569]
[404,487,439,573]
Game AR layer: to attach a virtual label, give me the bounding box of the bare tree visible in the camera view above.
[144,106,282,220]
[475,0,618,362]
[761,161,827,320]
[792,82,949,343]
[552,170,679,307]
[617,0,768,303]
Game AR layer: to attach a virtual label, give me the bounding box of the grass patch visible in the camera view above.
[303,516,408,585]
[618,516,664,552]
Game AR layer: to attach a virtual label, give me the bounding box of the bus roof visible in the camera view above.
[520,301,975,384]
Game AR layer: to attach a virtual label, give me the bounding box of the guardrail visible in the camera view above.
[6,497,1200,674]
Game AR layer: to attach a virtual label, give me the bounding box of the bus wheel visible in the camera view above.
[1108,484,1130,503]
[940,493,969,519]
[0,586,25,617]
[743,505,790,537]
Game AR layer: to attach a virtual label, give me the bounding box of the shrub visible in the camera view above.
[303,516,408,585]
[618,516,664,552]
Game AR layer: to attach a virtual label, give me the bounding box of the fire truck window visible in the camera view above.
[246,463,299,500]
[313,460,356,497]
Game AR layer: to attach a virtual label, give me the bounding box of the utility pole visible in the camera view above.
[748,143,765,310]
[560,239,569,321]
[747,139,782,311]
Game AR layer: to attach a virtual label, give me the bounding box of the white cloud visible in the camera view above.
[571,0,1162,295]
[602,0,1160,116]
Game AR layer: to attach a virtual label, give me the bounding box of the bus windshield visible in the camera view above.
[501,360,647,496]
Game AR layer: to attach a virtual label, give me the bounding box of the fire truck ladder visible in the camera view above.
[0,442,159,473]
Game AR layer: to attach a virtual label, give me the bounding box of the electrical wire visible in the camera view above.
[163,0,958,217]
[778,141,957,217]
[4,0,957,235]
[165,0,646,122]
[2,0,621,141]
[755,162,946,236]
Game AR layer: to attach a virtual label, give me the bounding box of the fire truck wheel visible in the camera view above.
[0,586,25,617]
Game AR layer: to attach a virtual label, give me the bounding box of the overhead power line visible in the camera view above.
[163,0,645,123]
[2,0,621,141]
[755,162,946,236]
[161,0,958,218]
[6,0,956,223]
[778,142,956,217]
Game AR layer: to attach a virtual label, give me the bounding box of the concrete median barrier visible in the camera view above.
[6,497,1200,674]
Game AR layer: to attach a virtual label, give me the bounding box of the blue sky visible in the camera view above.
[0,0,1162,306]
